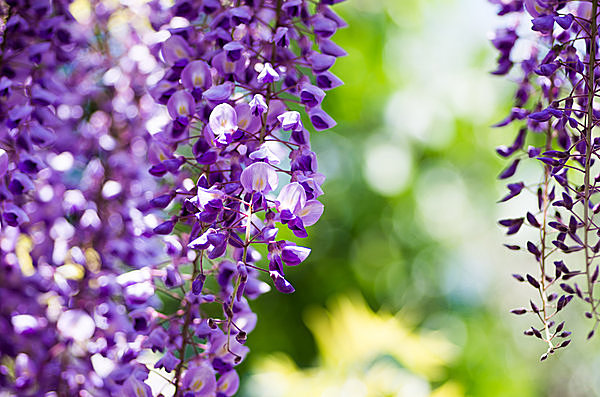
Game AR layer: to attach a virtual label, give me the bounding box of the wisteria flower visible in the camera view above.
[241,162,279,194]
[167,90,196,119]
[249,94,268,116]
[181,362,217,394]
[257,62,280,84]
[278,111,303,131]
[209,103,239,144]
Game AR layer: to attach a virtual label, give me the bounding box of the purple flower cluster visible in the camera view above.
[141,0,346,394]
[0,0,346,395]
[1,1,163,395]
[0,0,76,230]
[492,0,600,359]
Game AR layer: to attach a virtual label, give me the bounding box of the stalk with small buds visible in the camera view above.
[491,0,600,360]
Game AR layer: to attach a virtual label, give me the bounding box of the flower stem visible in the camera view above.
[585,0,599,324]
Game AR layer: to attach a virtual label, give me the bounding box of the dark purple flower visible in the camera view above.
[269,270,295,294]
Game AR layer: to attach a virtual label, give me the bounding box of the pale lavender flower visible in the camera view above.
[241,162,279,193]
[209,103,238,144]
[217,370,240,396]
[277,182,307,215]
[182,60,213,91]
[181,362,217,395]
[249,144,281,165]
[257,62,280,84]
[167,90,196,118]
[298,200,325,226]
[249,94,268,116]
[278,111,303,131]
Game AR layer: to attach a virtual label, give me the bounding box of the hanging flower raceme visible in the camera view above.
[146,0,345,394]
[491,0,600,360]
[0,1,165,395]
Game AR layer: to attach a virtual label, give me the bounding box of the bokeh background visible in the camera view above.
[229,0,600,396]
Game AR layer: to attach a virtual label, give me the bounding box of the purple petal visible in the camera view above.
[162,34,193,64]
[535,63,558,76]
[276,182,307,214]
[249,144,281,165]
[499,159,520,179]
[281,245,311,266]
[319,38,347,57]
[312,15,337,38]
[307,52,336,73]
[249,94,268,116]
[532,15,554,33]
[209,103,238,137]
[309,107,336,130]
[528,109,552,121]
[181,60,212,91]
[0,149,8,178]
[192,274,207,295]
[554,14,573,30]
[154,220,174,235]
[272,27,290,47]
[217,370,240,396]
[278,111,303,131]
[203,82,234,103]
[316,71,344,90]
[182,363,217,394]
[524,0,543,17]
[155,351,180,372]
[270,270,295,294]
[122,376,152,397]
[240,162,279,193]
[300,84,326,108]
[167,90,195,118]
[257,62,280,84]
[188,229,214,250]
[298,200,324,226]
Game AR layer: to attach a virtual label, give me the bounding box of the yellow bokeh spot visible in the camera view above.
[305,294,457,379]
[0,356,15,382]
[431,381,464,397]
[56,263,85,280]
[107,9,129,34]
[16,234,34,277]
[45,295,63,322]
[85,248,102,273]
[69,0,91,24]
[247,294,463,397]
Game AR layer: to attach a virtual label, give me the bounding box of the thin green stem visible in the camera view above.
[585,0,600,326]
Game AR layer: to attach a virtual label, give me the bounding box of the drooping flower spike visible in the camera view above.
[0,0,167,394]
[0,0,346,394]
[491,0,600,360]
[143,0,347,394]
